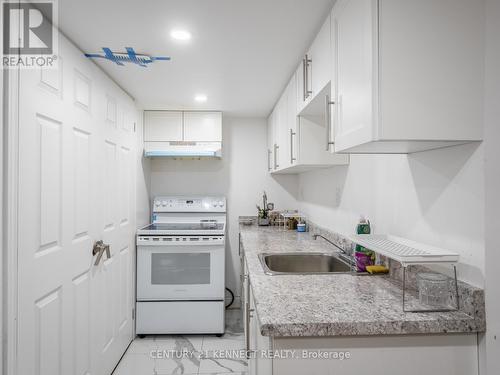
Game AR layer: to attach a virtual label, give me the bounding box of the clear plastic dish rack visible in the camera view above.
[349,234,460,313]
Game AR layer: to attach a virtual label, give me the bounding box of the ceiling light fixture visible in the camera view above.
[170,29,192,41]
[194,94,208,103]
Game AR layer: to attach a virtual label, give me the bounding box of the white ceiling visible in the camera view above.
[58,0,334,117]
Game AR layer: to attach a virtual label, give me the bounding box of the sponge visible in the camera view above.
[365,265,389,274]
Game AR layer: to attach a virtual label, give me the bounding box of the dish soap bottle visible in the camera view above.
[354,216,375,272]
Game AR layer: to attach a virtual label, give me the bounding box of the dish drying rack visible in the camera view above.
[349,234,460,313]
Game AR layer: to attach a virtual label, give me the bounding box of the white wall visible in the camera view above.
[135,110,151,228]
[297,143,485,287]
[149,117,298,301]
[0,40,4,375]
[484,0,500,372]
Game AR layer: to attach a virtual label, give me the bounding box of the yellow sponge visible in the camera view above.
[365,265,389,274]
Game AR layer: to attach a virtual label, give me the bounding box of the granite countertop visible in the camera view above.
[239,223,486,338]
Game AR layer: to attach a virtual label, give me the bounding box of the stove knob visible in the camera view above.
[161,200,167,207]
[154,201,160,207]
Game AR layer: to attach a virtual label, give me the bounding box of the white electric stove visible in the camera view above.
[136,196,226,336]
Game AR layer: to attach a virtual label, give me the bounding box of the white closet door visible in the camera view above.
[16,33,136,375]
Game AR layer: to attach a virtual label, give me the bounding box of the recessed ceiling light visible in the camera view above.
[194,94,207,103]
[170,29,191,41]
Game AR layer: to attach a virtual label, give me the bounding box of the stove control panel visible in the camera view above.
[153,196,226,213]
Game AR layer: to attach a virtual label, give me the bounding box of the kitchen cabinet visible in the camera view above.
[275,94,287,170]
[266,111,274,171]
[143,110,223,157]
[268,91,288,171]
[308,15,331,101]
[332,0,484,153]
[277,78,294,171]
[144,110,222,143]
[240,252,477,375]
[144,111,183,141]
[287,76,298,167]
[297,15,332,113]
[267,13,348,174]
[269,77,349,174]
[242,255,272,375]
[183,111,222,142]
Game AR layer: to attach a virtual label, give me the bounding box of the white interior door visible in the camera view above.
[17,34,137,375]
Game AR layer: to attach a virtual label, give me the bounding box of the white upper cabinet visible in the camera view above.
[308,15,332,98]
[143,110,222,157]
[277,89,291,170]
[144,111,222,143]
[297,15,332,112]
[287,76,298,167]
[183,111,222,142]
[332,0,484,153]
[270,73,349,174]
[267,112,274,172]
[144,111,183,141]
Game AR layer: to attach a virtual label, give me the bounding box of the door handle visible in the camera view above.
[92,240,111,266]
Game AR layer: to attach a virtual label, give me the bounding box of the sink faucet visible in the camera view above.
[312,233,352,257]
[313,234,356,270]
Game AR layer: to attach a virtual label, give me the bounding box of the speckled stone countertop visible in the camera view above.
[239,222,486,338]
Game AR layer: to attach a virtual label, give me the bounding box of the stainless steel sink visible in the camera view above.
[259,252,353,275]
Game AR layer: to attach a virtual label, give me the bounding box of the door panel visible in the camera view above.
[183,111,222,142]
[73,271,91,375]
[17,33,137,375]
[309,14,331,95]
[286,76,298,164]
[144,111,183,141]
[334,0,376,151]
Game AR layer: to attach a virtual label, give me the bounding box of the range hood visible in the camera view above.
[144,141,222,158]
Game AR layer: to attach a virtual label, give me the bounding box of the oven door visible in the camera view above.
[136,236,225,301]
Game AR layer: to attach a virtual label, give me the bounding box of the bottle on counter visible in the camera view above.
[354,216,375,272]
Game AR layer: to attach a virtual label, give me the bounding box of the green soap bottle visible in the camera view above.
[355,216,371,254]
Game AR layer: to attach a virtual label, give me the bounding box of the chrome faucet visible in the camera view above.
[312,233,354,265]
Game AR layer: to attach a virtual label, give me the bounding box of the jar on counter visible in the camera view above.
[417,272,450,307]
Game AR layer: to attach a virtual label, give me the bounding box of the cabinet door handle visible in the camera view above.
[290,128,296,164]
[267,149,271,171]
[303,54,313,101]
[274,144,279,169]
[325,95,335,151]
[245,302,250,353]
[302,56,307,101]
